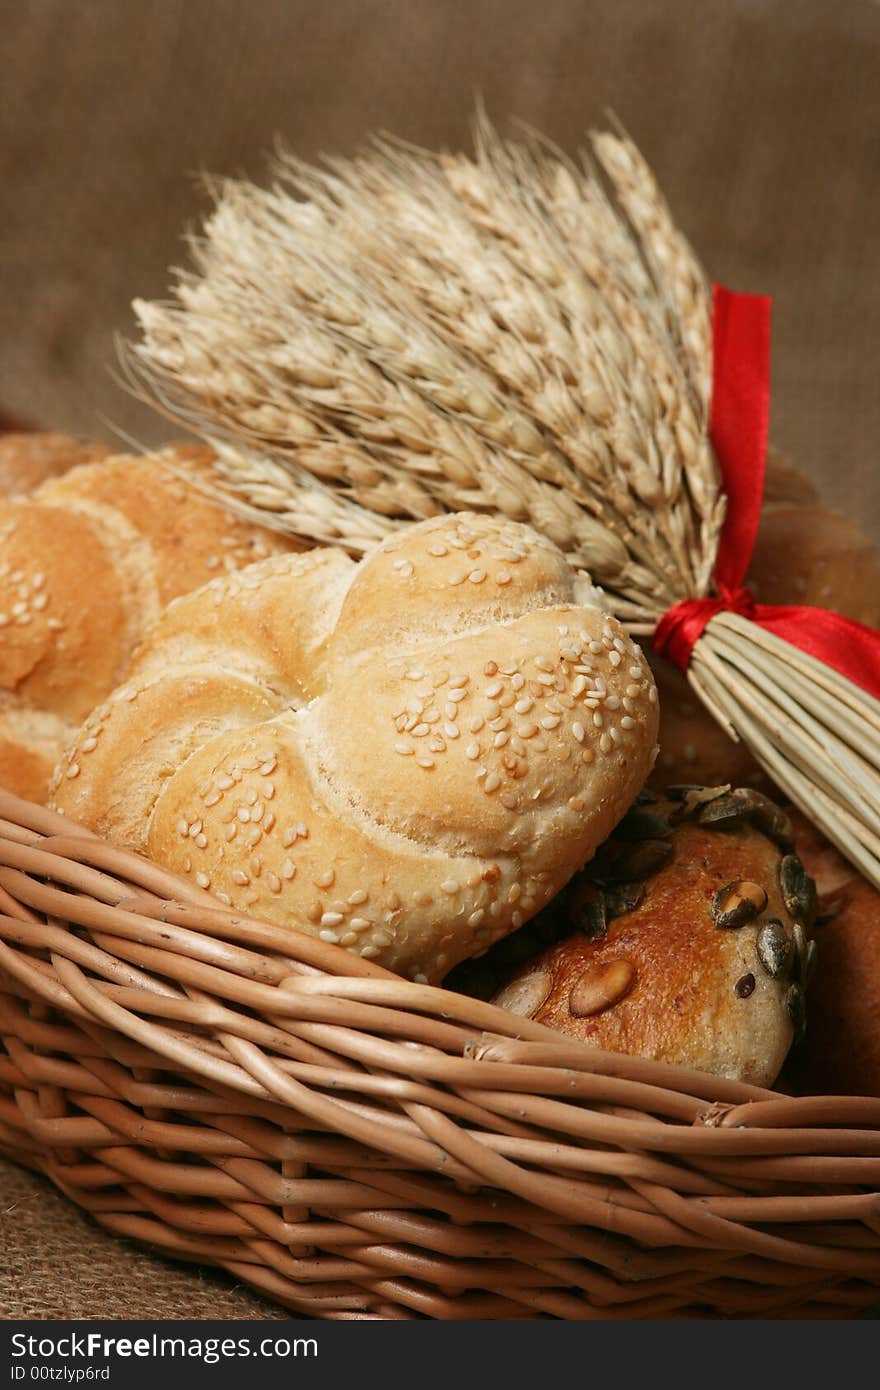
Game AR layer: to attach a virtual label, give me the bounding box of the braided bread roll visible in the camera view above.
[52,514,659,982]
[0,442,299,802]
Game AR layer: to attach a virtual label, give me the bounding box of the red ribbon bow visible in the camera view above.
[653,284,880,700]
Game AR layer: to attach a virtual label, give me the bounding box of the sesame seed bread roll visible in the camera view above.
[0,443,300,803]
[0,431,111,497]
[483,788,813,1086]
[52,514,659,983]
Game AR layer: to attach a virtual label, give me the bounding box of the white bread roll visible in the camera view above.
[52,513,659,982]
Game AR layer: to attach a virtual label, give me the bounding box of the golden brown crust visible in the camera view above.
[0,432,111,497]
[0,445,300,802]
[52,514,659,983]
[491,798,801,1085]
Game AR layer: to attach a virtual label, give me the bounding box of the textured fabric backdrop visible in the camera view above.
[1,0,878,1320]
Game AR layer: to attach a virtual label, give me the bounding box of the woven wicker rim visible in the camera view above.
[1,788,879,1319]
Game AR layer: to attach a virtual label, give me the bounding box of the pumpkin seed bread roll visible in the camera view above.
[477,787,815,1086]
[52,513,659,983]
[0,442,300,803]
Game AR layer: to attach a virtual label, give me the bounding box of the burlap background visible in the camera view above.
[1,0,878,1320]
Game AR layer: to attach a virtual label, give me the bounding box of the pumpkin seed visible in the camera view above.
[731,788,795,850]
[803,938,818,986]
[712,879,769,930]
[785,982,807,1042]
[615,807,673,841]
[756,919,793,979]
[569,881,607,940]
[697,787,794,850]
[569,958,636,1017]
[599,837,674,883]
[604,880,646,919]
[778,854,818,928]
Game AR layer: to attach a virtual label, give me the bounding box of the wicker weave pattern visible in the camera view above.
[1,790,879,1319]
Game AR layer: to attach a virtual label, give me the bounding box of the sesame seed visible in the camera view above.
[468,568,486,583]
[66,763,79,779]
[540,715,560,730]
[629,665,643,679]
[237,807,251,823]
[195,833,208,849]
[417,756,435,769]
[177,818,188,837]
[279,859,296,881]
[484,771,501,793]
[517,721,538,738]
[316,869,335,889]
[349,917,370,930]
[232,869,250,886]
[414,890,433,907]
[568,795,586,812]
[245,825,262,847]
[589,640,603,654]
[245,788,258,806]
[32,593,48,611]
[411,723,429,737]
[428,542,448,556]
[599,733,613,754]
[224,824,237,842]
[443,721,459,739]
[468,716,485,733]
[494,731,509,748]
[306,903,322,924]
[196,872,210,889]
[468,909,486,928]
[319,929,340,944]
[485,681,504,699]
[514,697,533,714]
[348,889,368,904]
[572,721,585,742]
[395,741,413,756]
[447,687,468,703]
[441,879,460,894]
[592,711,604,728]
[621,715,635,730]
[609,651,622,667]
[649,686,657,704]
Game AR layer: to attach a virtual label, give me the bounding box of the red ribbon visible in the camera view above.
[653,284,880,700]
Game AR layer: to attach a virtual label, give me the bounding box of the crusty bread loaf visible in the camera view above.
[0,442,299,803]
[476,787,813,1086]
[0,431,111,496]
[651,453,880,788]
[52,513,659,983]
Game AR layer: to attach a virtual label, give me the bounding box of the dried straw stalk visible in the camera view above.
[124,115,880,889]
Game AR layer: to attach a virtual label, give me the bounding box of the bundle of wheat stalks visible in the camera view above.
[125,114,880,889]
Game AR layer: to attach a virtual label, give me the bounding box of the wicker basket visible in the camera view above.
[1,789,879,1320]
